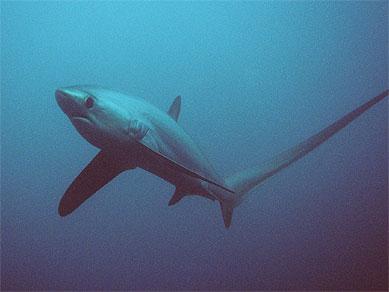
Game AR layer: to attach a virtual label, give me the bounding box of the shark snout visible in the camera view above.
[55,88,85,118]
[55,89,69,106]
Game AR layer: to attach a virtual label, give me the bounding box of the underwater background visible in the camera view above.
[1,1,387,291]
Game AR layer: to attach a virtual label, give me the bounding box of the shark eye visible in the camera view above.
[85,97,94,109]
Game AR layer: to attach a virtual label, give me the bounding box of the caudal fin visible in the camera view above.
[221,90,388,227]
[220,201,233,228]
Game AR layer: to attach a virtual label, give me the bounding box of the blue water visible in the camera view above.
[1,1,387,290]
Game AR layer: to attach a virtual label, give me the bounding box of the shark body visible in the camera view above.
[56,86,388,227]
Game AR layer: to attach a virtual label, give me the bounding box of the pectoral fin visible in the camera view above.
[58,151,131,216]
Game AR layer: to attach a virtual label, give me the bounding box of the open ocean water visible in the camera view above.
[1,1,388,291]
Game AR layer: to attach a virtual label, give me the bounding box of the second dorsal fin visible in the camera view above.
[167,95,181,121]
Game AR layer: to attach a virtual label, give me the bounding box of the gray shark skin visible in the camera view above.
[56,86,388,228]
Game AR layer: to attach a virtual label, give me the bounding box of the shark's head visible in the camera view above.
[55,85,134,149]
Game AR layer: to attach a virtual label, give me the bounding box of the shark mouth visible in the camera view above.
[71,116,90,123]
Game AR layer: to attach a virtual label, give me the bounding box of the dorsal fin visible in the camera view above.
[167,95,181,121]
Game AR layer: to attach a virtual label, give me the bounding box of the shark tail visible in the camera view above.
[219,90,388,228]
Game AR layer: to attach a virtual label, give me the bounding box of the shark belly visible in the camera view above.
[137,145,211,196]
